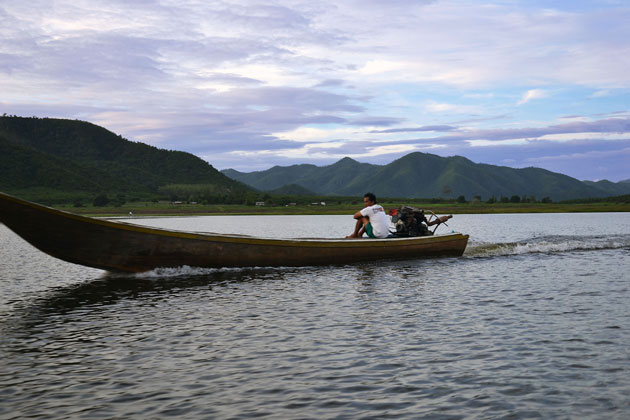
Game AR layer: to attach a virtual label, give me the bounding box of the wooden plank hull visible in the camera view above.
[0,192,469,272]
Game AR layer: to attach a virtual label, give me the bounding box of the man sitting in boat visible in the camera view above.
[346,192,390,239]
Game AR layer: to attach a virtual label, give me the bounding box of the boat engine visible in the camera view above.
[390,205,432,237]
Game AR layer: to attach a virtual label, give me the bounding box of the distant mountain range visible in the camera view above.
[0,116,250,202]
[2,116,628,203]
[222,154,630,201]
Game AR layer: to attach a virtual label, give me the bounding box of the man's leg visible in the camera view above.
[346,217,369,238]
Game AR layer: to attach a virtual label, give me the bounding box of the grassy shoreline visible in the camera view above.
[58,201,630,217]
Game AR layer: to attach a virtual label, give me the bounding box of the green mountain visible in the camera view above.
[582,179,630,196]
[0,116,251,203]
[4,116,626,204]
[267,183,315,195]
[222,152,629,201]
[223,157,373,192]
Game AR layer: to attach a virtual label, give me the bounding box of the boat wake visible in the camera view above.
[465,234,630,258]
[108,265,296,279]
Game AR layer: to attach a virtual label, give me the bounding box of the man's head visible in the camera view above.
[363,192,376,206]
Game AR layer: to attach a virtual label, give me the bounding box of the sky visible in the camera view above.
[1,0,629,181]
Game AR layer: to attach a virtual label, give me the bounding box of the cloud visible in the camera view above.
[590,89,612,98]
[345,117,403,127]
[476,117,630,141]
[426,101,481,114]
[517,89,548,105]
[211,86,364,113]
[478,140,630,181]
[525,147,630,163]
[1,0,629,180]
[202,73,264,87]
[400,117,630,145]
[448,115,511,125]
[370,125,457,134]
[313,79,347,88]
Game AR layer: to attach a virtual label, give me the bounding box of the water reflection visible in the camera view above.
[2,216,630,420]
[54,269,299,308]
[1,268,309,341]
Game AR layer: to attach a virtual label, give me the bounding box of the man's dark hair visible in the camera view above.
[364,192,376,203]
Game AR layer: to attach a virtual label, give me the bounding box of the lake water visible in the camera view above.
[1,213,629,419]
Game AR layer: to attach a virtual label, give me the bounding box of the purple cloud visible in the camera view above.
[1,0,629,182]
[314,79,347,88]
[383,117,630,146]
[205,73,263,86]
[211,87,364,113]
[346,117,404,127]
[370,125,457,133]
[443,139,630,182]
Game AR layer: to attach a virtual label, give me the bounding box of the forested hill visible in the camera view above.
[4,116,628,205]
[0,116,251,203]
[223,153,630,201]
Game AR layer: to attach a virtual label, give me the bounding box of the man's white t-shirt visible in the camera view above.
[360,204,390,238]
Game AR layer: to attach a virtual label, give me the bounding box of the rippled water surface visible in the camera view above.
[1,213,629,419]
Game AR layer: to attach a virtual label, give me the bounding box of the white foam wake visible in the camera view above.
[465,234,630,257]
[108,265,297,279]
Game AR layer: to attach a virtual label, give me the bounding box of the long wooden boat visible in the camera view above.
[0,191,469,272]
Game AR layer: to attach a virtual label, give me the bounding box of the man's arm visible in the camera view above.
[353,210,364,219]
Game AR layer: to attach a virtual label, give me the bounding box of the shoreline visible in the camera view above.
[59,201,630,217]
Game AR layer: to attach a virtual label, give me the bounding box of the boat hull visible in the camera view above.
[0,192,469,272]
